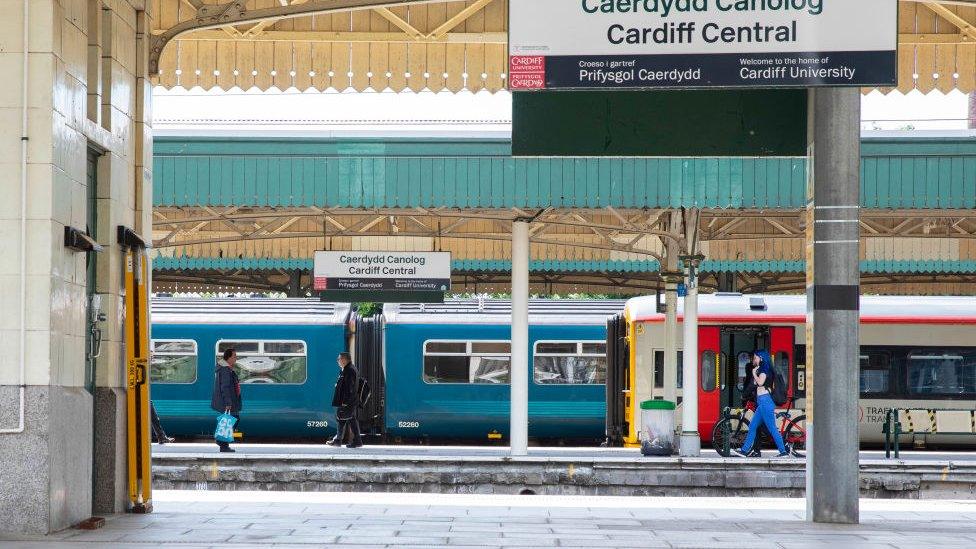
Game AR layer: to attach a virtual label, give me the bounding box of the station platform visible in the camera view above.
[152,444,976,499]
[4,490,976,548]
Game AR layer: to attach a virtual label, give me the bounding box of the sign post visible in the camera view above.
[510,0,897,90]
[313,251,451,303]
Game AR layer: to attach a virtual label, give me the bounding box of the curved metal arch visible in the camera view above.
[150,0,451,74]
[154,230,667,263]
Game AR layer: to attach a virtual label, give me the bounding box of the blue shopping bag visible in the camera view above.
[214,412,237,443]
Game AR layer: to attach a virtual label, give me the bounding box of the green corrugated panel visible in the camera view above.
[152,255,976,275]
[861,137,976,209]
[153,139,806,209]
[153,137,976,210]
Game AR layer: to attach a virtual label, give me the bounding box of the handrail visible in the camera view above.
[884,407,976,459]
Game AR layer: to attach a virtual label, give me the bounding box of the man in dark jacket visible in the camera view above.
[211,348,242,453]
[329,352,363,448]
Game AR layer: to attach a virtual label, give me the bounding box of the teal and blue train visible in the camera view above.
[150,298,625,441]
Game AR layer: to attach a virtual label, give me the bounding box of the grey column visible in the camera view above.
[510,220,529,456]
[805,88,861,524]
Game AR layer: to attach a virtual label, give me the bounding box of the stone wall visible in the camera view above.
[0,0,151,535]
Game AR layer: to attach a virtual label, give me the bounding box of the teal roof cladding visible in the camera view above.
[152,256,976,275]
[153,137,976,210]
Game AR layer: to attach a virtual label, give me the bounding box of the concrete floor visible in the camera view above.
[2,491,976,548]
[152,442,976,462]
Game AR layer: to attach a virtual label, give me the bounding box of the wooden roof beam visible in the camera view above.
[428,0,494,40]
[923,2,976,42]
[900,32,973,44]
[177,29,506,43]
[374,7,425,40]
[150,0,451,74]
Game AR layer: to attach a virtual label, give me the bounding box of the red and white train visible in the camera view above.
[610,293,976,447]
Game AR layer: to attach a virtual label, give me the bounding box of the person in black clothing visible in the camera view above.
[210,348,242,453]
[328,352,363,448]
[150,401,174,444]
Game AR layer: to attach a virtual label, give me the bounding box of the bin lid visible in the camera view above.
[640,399,675,410]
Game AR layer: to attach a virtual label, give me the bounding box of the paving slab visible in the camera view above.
[2,490,976,547]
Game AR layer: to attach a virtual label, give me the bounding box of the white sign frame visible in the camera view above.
[313,251,452,292]
[509,0,897,90]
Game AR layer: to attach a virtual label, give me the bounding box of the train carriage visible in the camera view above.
[150,299,351,438]
[615,293,976,447]
[382,299,626,442]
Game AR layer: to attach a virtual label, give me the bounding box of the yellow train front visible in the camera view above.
[609,293,976,449]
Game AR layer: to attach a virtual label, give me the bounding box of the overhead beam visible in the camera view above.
[173,29,507,43]
[428,0,494,40]
[899,33,971,44]
[374,7,425,39]
[923,2,976,42]
[149,0,455,74]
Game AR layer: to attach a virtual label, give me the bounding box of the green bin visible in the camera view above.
[640,400,676,456]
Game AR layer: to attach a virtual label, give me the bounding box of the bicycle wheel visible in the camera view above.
[711,415,749,457]
[783,414,807,458]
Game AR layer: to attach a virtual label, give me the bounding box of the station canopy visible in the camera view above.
[151,0,976,95]
[148,0,976,296]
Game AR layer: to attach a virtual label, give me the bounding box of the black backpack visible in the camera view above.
[770,368,789,406]
[356,377,371,406]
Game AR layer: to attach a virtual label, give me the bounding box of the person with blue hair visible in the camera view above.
[733,349,790,458]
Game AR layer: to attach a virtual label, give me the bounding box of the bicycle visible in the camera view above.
[711,397,806,458]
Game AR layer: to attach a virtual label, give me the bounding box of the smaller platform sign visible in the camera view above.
[313,251,451,302]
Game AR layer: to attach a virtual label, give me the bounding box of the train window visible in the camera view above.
[423,340,511,384]
[423,355,470,384]
[470,356,511,383]
[652,350,684,389]
[215,340,307,385]
[537,342,576,354]
[533,341,607,384]
[737,352,752,389]
[653,351,664,389]
[264,342,304,354]
[859,353,890,395]
[425,341,466,354]
[150,339,197,384]
[472,342,511,354]
[774,352,790,383]
[582,343,607,355]
[701,351,717,392]
[218,341,259,354]
[907,349,976,396]
[677,351,683,389]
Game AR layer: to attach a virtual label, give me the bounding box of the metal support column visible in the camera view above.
[805,88,861,524]
[679,271,700,456]
[510,220,530,456]
[663,281,678,403]
[663,212,682,404]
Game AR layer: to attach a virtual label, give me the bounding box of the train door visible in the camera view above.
[697,326,721,438]
[769,326,795,404]
[720,327,769,411]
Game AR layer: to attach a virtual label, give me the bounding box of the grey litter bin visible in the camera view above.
[640,400,676,456]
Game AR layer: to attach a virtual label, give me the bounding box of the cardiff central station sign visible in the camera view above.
[314,251,452,303]
[509,0,897,90]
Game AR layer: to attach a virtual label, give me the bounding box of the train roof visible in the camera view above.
[150,298,352,325]
[383,299,627,325]
[625,293,976,324]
